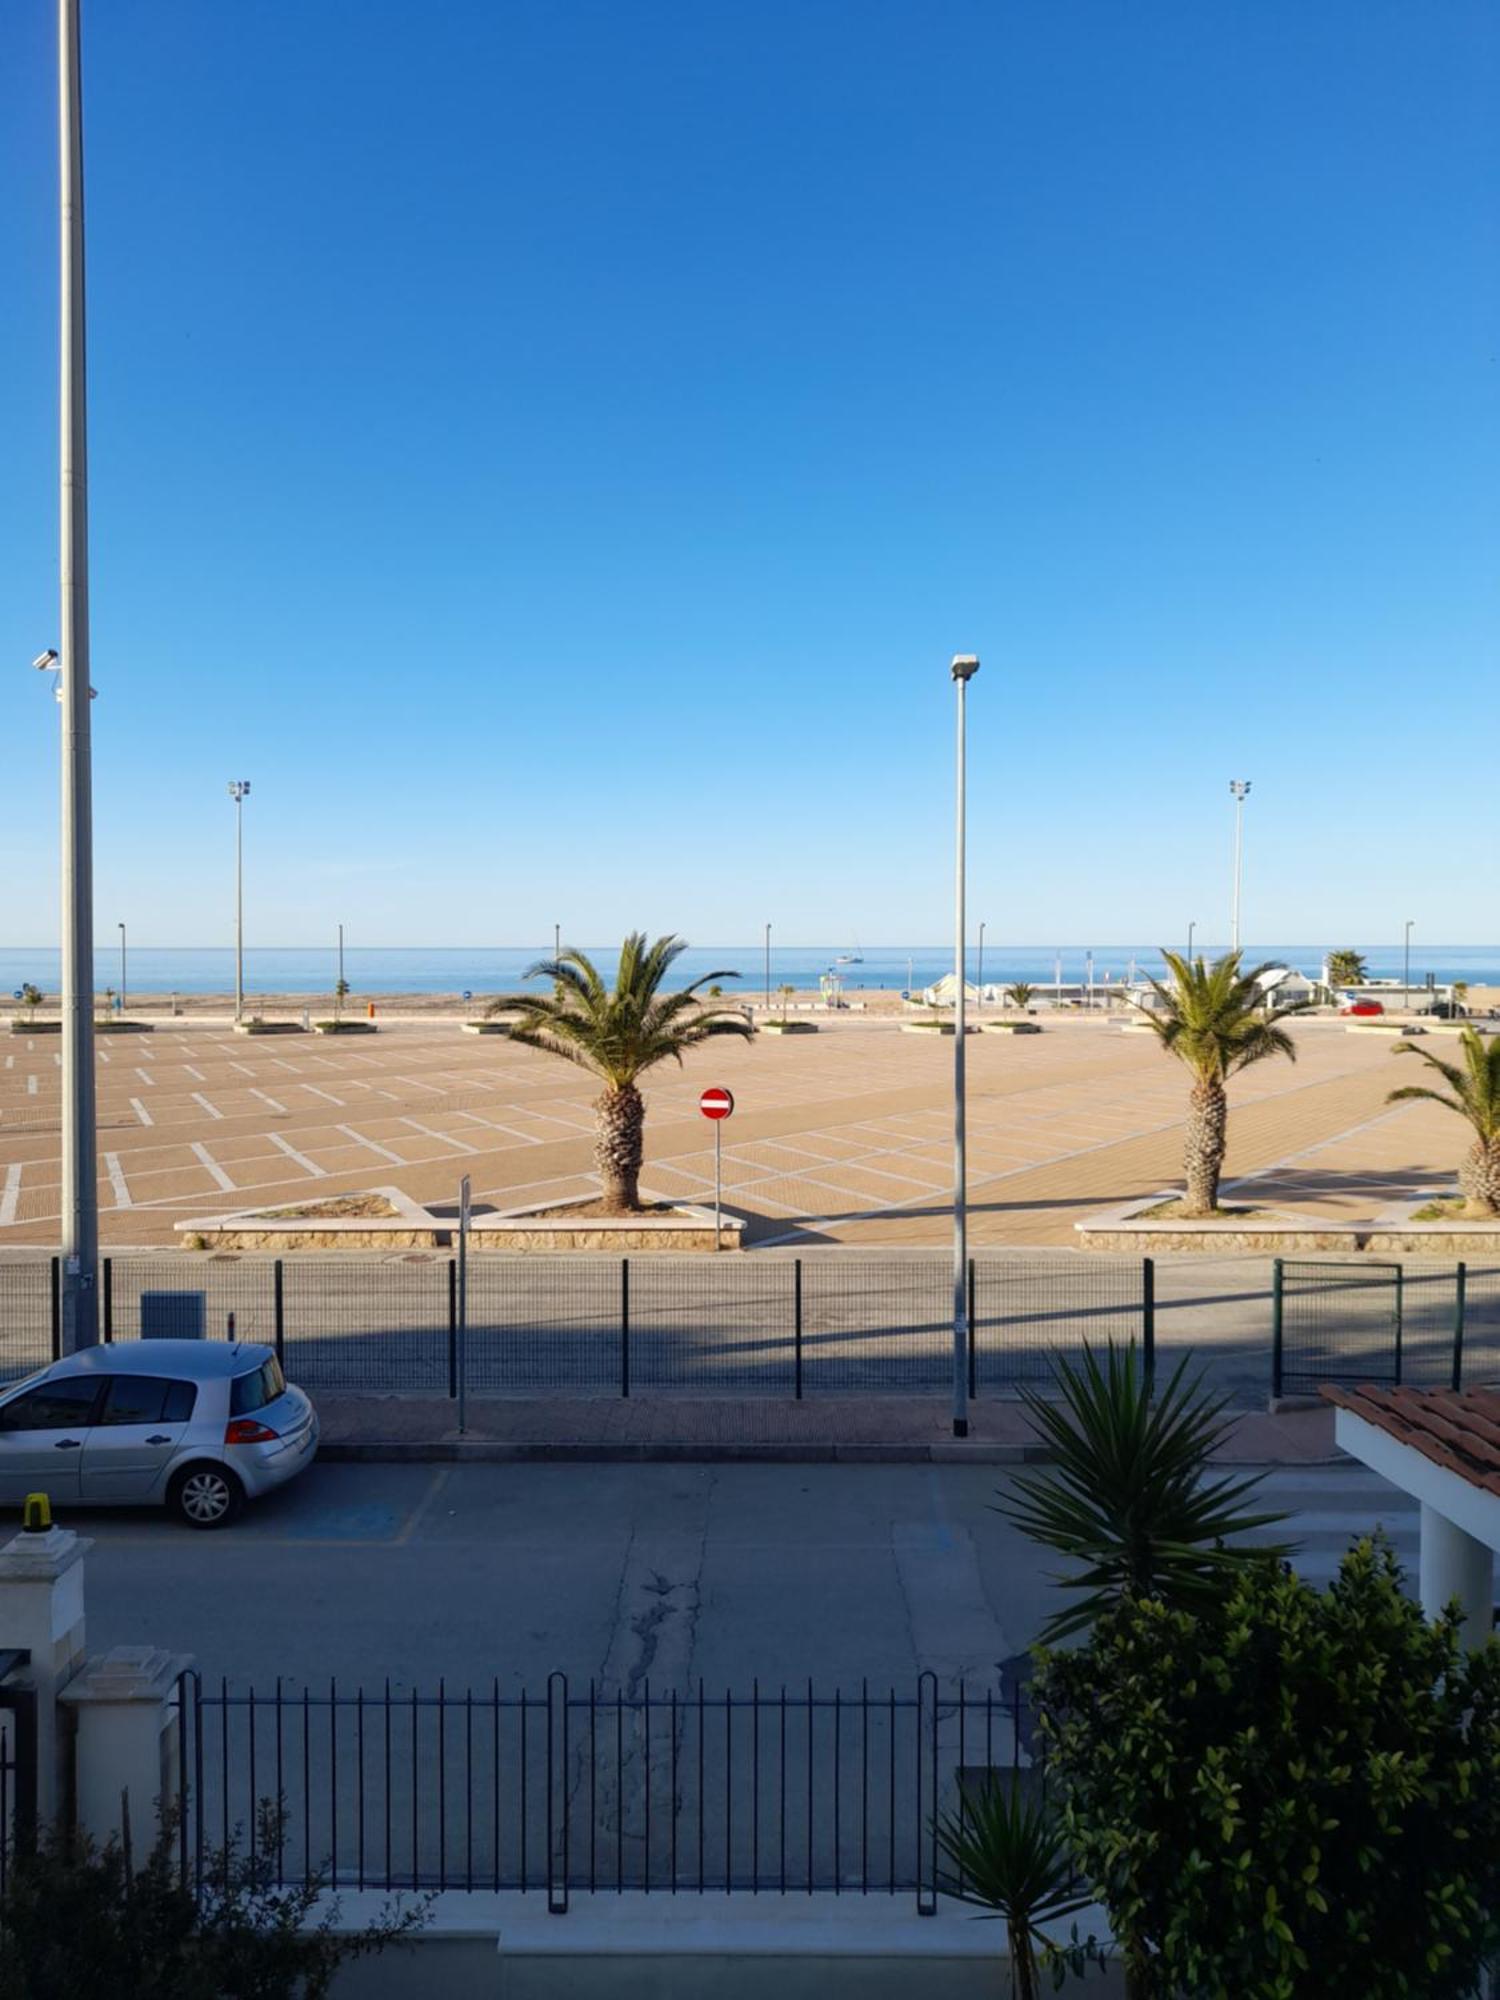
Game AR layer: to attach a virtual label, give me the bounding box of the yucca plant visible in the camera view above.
[1136,949,1305,1215]
[934,1777,1099,1999]
[1388,1026,1500,1217]
[490,933,752,1211]
[997,1343,1291,1642]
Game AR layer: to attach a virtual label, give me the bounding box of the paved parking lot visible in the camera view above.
[0,1014,1457,1248]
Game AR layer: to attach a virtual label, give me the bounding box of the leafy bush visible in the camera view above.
[0,1801,426,1999]
[1036,1540,1500,1998]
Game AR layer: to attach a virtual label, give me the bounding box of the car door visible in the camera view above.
[79,1376,199,1503]
[0,1375,104,1504]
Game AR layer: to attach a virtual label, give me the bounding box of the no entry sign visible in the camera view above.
[699,1086,734,1121]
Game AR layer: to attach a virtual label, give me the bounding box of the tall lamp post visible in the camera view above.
[1187,920,1196,964]
[1404,920,1414,1016]
[950,654,979,1439]
[764,922,771,1013]
[57,0,98,1350]
[227,781,251,1022]
[117,921,126,1014]
[977,921,986,1010]
[1229,780,1252,952]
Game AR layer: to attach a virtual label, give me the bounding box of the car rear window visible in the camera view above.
[230,1357,286,1416]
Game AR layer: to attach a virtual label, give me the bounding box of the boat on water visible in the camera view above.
[835,942,865,964]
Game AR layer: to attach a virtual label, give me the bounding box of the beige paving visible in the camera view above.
[0,1015,1465,1248]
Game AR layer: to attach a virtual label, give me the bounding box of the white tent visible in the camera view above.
[919,973,981,1009]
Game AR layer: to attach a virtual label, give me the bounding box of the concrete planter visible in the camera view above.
[176,1187,449,1251]
[9,1020,60,1034]
[461,1021,514,1035]
[901,1020,957,1035]
[93,1020,153,1034]
[475,1197,742,1253]
[760,1020,819,1035]
[981,1020,1041,1035]
[313,1020,379,1035]
[1076,1192,1362,1254]
[233,1020,306,1036]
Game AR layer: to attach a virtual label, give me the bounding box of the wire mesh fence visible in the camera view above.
[1272,1258,1500,1398]
[0,1252,1153,1400]
[182,1669,1035,1908]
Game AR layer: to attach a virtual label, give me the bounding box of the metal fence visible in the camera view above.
[0,1254,1152,1400]
[182,1669,1035,1910]
[1272,1259,1500,1398]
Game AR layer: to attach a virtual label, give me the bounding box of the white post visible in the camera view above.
[1419,1504,1493,1652]
[715,1120,722,1250]
[58,0,99,1352]
[457,1173,470,1434]
[62,1646,192,1852]
[0,1519,92,1825]
[235,790,244,1020]
[950,656,979,1439]
[1229,779,1251,953]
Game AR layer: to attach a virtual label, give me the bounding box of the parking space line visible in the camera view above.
[456,1110,541,1144]
[268,1057,301,1073]
[26,1076,37,1096]
[190,1092,224,1121]
[250,1088,288,1113]
[129,1096,154,1126]
[135,1068,154,1085]
[190,1141,236,1192]
[0,1164,20,1226]
[401,1116,475,1153]
[301,1084,346,1106]
[183,1064,206,1081]
[393,1465,453,1544]
[268,1131,327,1177]
[104,1152,132,1208]
[229,1061,256,1076]
[336,1124,405,1163]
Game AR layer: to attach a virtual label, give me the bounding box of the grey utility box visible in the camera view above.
[139,1291,205,1340]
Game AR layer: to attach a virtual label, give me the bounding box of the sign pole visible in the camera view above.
[714,1120,722,1251]
[457,1173,470,1434]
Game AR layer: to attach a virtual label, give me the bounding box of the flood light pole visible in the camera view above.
[58,0,98,1349]
[764,922,771,1012]
[1404,919,1414,1016]
[951,654,979,1439]
[228,781,251,1020]
[1229,780,1251,953]
[117,922,126,1013]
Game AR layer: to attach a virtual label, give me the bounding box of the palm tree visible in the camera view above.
[334,977,350,1023]
[1387,1027,1500,1217]
[934,1777,1097,1999]
[19,983,42,1024]
[777,982,796,1025]
[1135,950,1304,1216]
[491,934,753,1212]
[1005,982,1036,1013]
[997,1343,1291,1643]
[1325,948,1368,987]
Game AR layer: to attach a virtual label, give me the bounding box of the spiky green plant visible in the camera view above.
[1135,950,1305,1215]
[997,1343,1292,1642]
[1325,947,1368,987]
[1388,1026,1500,1217]
[934,1777,1100,2000]
[490,933,752,1211]
[1005,982,1036,1013]
[19,983,42,1023]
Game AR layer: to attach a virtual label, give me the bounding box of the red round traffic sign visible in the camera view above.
[699,1086,735,1121]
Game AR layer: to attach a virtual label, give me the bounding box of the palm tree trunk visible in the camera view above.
[1182,1077,1227,1216]
[595,1084,645,1212]
[1460,1138,1500,1219]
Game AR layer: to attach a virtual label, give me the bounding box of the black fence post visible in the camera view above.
[793,1259,803,1400]
[102,1256,113,1343]
[1394,1264,1405,1387]
[620,1259,630,1399]
[446,1262,458,1400]
[1271,1258,1284,1402]
[1142,1257,1156,1391]
[273,1260,285,1367]
[49,1256,60,1362]
[1452,1262,1467,1393]
[966,1258,977,1401]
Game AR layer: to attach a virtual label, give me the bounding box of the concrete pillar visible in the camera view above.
[0,1522,91,1824]
[1420,1503,1494,1652]
[61,1645,193,1854]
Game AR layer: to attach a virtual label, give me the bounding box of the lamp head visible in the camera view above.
[950,654,980,683]
[32,649,59,671]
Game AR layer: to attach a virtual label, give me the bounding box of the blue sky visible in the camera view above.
[1,1,1495,949]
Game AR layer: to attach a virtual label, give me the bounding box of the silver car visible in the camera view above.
[0,1341,319,1528]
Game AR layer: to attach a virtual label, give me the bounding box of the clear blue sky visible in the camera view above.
[1,1,1495,949]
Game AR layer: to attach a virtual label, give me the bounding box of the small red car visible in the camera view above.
[1340,999,1385,1017]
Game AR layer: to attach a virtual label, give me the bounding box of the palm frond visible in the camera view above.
[1387,1028,1500,1141]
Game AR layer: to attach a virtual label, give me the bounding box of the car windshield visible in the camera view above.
[230,1357,286,1416]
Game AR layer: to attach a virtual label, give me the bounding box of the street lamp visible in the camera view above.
[977,921,986,1010]
[117,921,126,1014]
[227,781,251,1021]
[950,653,979,1439]
[1404,920,1414,1016]
[1187,920,1196,964]
[1229,780,1252,953]
[764,922,771,1013]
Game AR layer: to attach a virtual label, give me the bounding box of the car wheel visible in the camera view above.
[170,1463,245,1529]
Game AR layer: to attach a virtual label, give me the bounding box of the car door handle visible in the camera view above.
[53,1438,82,1449]
[146,1435,172,1446]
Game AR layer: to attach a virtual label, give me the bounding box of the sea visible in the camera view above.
[2,944,1497,999]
